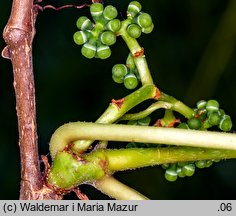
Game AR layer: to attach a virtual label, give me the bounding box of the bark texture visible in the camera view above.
[2,0,60,199]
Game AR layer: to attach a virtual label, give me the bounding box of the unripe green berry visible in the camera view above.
[76,16,93,30]
[96,45,111,59]
[195,160,206,169]
[137,13,153,28]
[177,123,189,129]
[103,5,118,20]
[90,3,104,19]
[112,75,123,84]
[100,31,116,46]
[205,160,213,168]
[126,53,136,70]
[112,64,128,78]
[106,19,121,32]
[127,1,142,18]
[81,42,96,59]
[137,116,151,126]
[126,23,142,39]
[219,115,232,132]
[124,73,139,89]
[142,23,154,34]
[73,31,89,45]
[182,164,195,177]
[206,100,219,112]
[208,112,221,126]
[176,167,185,178]
[165,165,178,182]
[197,100,207,110]
[187,117,202,130]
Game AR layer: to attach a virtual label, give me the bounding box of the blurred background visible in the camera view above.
[1,0,236,199]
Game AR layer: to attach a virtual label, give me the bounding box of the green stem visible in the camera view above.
[49,121,236,159]
[48,146,236,189]
[93,176,149,200]
[120,101,172,121]
[71,84,157,154]
[159,92,195,118]
[119,19,153,85]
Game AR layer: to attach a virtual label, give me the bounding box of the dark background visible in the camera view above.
[0,0,236,199]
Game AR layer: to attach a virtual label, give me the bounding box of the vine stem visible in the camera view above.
[49,121,236,159]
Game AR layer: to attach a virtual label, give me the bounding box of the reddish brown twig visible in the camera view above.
[2,0,59,200]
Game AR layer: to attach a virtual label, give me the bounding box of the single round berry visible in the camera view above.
[187,117,202,130]
[177,123,189,129]
[127,23,142,38]
[206,100,219,112]
[176,167,185,178]
[219,115,232,132]
[100,31,116,46]
[112,64,128,78]
[73,31,89,45]
[124,73,139,89]
[96,45,111,59]
[126,53,136,70]
[127,1,142,17]
[208,112,221,126]
[112,75,123,84]
[90,3,104,18]
[137,116,151,126]
[76,16,93,30]
[165,166,178,182]
[142,23,154,34]
[195,160,206,169]
[137,13,153,28]
[205,160,213,168]
[81,42,96,59]
[106,19,121,32]
[182,164,195,177]
[103,5,118,20]
[197,100,207,110]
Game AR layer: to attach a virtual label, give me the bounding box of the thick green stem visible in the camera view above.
[93,176,149,200]
[49,121,236,160]
[48,146,236,189]
[71,84,157,154]
[119,19,153,85]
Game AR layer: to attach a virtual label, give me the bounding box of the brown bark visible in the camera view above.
[2,0,60,199]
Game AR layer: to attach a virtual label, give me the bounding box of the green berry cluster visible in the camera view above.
[73,3,121,59]
[112,53,140,89]
[162,99,232,182]
[177,100,232,132]
[193,99,232,131]
[126,1,154,38]
[163,159,220,182]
